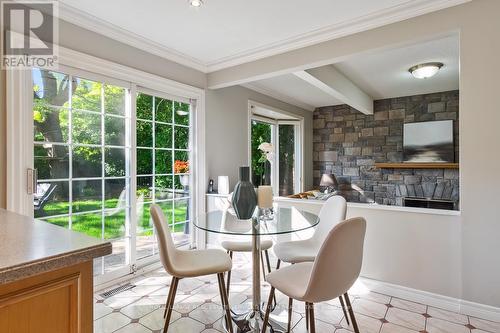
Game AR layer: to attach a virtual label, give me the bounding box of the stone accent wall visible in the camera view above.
[313,90,459,208]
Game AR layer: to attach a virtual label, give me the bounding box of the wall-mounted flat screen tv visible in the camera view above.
[403,120,454,163]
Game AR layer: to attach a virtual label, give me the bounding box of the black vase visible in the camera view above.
[232,167,257,220]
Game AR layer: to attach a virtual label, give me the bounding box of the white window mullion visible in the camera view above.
[68,75,74,230]
[129,85,138,268]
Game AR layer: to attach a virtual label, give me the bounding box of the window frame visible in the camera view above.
[247,101,304,195]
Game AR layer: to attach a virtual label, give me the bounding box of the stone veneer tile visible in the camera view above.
[312,91,459,207]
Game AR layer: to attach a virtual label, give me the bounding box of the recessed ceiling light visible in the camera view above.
[189,0,203,7]
[409,62,444,79]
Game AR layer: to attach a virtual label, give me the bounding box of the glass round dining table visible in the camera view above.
[193,207,320,333]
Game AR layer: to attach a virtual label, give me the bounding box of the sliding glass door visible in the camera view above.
[31,67,194,281]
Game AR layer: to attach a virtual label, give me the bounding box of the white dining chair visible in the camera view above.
[272,195,351,323]
[273,195,347,266]
[262,217,366,333]
[150,205,234,332]
[219,207,274,296]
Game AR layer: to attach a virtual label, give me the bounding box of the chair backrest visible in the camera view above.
[150,204,178,276]
[303,217,366,303]
[311,195,347,243]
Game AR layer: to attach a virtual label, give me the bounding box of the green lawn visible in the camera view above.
[37,199,188,239]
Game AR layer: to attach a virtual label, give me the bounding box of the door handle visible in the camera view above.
[27,168,37,195]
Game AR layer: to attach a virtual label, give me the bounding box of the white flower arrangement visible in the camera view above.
[258,142,274,162]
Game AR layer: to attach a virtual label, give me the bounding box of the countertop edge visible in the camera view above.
[0,242,112,285]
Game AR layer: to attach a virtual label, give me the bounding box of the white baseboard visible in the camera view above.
[361,277,500,322]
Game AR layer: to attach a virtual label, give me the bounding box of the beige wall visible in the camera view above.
[205,85,313,189]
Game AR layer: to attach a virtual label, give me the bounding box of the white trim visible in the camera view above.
[275,197,461,216]
[360,277,500,323]
[5,69,33,215]
[55,0,470,73]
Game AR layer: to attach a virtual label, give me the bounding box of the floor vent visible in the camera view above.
[100,283,135,298]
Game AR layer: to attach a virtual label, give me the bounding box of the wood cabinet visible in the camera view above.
[0,261,93,333]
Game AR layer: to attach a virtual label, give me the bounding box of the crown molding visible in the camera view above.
[242,83,316,112]
[56,0,470,74]
[57,2,209,73]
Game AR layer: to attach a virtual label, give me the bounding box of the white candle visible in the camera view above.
[258,186,273,209]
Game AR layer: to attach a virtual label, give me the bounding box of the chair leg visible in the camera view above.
[262,250,277,311]
[217,273,234,333]
[338,294,350,325]
[287,298,293,332]
[260,252,266,280]
[163,277,179,332]
[308,303,316,333]
[226,251,233,295]
[163,276,176,318]
[264,250,272,273]
[276,259,281,269]
[261,286,275,333]
[344,292,360,333]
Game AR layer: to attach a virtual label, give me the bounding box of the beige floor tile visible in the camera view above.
[356,291,392,305]
[174,294,205,314]
[139,307,181,331]
[168,317,206,333]
[341,312,383,333]
[314,302,345,324]
[130,284,164,297]
[390,298,427,314]
[469,316,500,333]
[380,322,419,333]
[189,302,224,324]
[177,278,206,293]
[426,317,470,333]
[94,301,113,320]
[291,317,336,333]
[352,298,388,319]
[427,306,468,325]
[94,312,131,333]
[114,323,152,333]
[94,264,499,333]
[120,297,161,319]
[385,307,425,331]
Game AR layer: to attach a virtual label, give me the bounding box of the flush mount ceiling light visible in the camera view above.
[189,0,203,7]
[409,62,444,79]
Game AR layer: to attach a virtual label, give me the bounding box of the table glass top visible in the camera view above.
[193,207,319,236]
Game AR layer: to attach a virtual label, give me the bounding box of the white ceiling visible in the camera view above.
[58,0,468,72]
[334,35,459,99]
[245,35,459,110]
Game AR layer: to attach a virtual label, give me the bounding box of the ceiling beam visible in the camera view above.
[294,66,373,114]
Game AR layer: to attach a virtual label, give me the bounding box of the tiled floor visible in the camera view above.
[94,254,500,333]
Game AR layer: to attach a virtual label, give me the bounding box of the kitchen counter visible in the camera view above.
[0,209,112,333]
[0,209,112,284]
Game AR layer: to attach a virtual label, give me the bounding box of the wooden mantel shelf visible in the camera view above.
[374,162,459,169]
